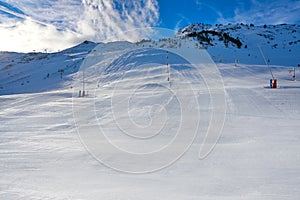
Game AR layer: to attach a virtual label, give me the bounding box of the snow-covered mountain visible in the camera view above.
[1,24,300,199]
[176,23,300,66]
[0,41,98,95]
[1,23,299,95]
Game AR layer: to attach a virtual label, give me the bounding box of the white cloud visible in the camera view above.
[0,18,81,52]
[78,0,159,42]
[0,0,159,52]
[217,0,300,25]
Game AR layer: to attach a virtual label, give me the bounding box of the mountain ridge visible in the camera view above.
[175,23,300,66]
[0,23,299,95]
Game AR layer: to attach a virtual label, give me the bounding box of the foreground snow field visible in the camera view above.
[1,39,300,199]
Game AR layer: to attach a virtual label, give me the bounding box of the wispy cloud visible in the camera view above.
[173,14,192,32]
[79,0,159,42]
[218,0,300,25]
[195,0,225,23]
[0,0,159,52]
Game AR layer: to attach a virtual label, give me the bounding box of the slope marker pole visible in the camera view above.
[166,50,170,81]
[82,70,85,97]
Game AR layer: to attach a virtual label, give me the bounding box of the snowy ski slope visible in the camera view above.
[0,26,300,199]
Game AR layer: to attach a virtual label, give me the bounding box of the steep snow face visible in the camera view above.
[177,23,300,66]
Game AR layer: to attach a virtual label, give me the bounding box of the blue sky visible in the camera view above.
[0,0,300,52]
[158,0,300,29]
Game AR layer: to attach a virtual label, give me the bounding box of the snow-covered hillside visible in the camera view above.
[1,23,299,95]
[0,24,300,199]
[177,23,300,66]
[0,41,98,95]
